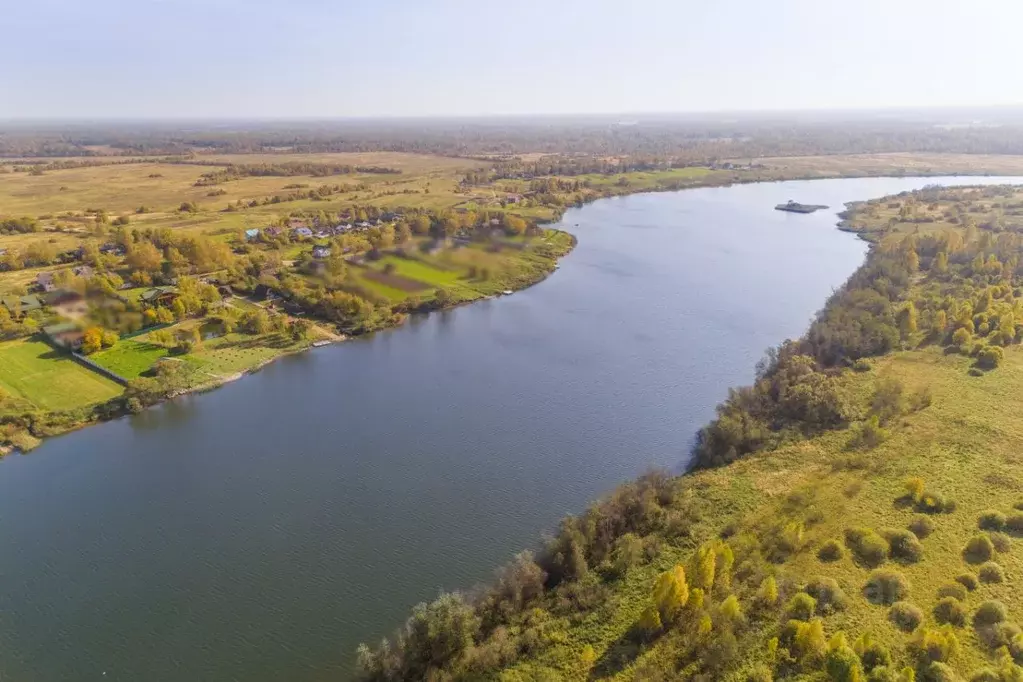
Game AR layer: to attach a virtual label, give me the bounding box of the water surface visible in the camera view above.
[0,177,1018,680]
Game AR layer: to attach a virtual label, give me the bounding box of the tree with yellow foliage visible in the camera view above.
[652,565,689,622]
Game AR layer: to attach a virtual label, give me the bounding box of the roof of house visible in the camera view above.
[37,272,55,283]
[140,286,179,302]
[293,227,313,236]
[245,228,260,238]
[43,322,82,336]
[2,295,43,312]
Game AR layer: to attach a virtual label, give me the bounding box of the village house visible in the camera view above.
[140,286,180,307]
[293,226,313,239]
[244,228,260,241]
[312,245,332,259]
[42,322,85,350]
[44,289,88,318]
[35,272,57,293]
[2,294,43,317]
[72,264,94,279]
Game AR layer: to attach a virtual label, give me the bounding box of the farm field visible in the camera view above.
[0,338,122,411]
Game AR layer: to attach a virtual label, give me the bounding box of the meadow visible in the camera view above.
[0,339,122,411]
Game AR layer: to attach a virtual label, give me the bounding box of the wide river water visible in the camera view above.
[1,177,1020,680]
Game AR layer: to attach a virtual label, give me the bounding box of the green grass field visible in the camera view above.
[90,339,169,379]
[0,339,123,411]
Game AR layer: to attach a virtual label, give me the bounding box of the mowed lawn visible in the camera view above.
[91,339,169,379]
[0,339,123,411]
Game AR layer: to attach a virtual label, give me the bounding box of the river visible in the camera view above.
[0,177,1019,681]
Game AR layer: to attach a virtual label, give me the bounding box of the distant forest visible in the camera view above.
[7,110,1023,160]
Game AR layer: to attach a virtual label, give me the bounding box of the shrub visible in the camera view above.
[746,665,773,682]
[1015,502,1023,512]
[904,477,926,503]
[818,539,844,562]
[890,601,924,632]
[845,528,888,567]
[974,600,1008,627]
[883,528,923,563]
[963,534,995,564]
[786,593,817,621]
[908,626,960,664]
[933,597,968,627]
[955,573,979,592]
[853,632,891,672]
[1006,512,1023,534]
[865,569,909,605]
[937,583,967,602]
[923,661,958,682]
[989,531,1011,553]
[853,358,873,372]
[908,515,935,539]
[825,640,864,682]
[969,367,984,377]
[976,346,1004,369]
[971,669,1001,682]
[994,622,1023,649]
[978,561,1005,584]
[979,510,1007,531]
[804,577,848,614]
[918,491,956,514]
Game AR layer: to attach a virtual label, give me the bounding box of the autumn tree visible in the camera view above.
[81,327,103,354]
[652,565,689,622]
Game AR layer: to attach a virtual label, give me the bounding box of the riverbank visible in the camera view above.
[356,180,1023,681]
[0,229,576,452]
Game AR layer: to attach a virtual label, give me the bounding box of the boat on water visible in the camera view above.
[775,199,829,214]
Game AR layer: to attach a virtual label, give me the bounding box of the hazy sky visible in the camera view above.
[3,0,1022,118]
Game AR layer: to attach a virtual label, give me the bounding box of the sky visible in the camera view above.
[3,0,1023,119]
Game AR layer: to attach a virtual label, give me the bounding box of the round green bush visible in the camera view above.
[971,668,1001,682]
[804,577,848,614]
[955,573,979,592]
[884,528,923,562]
[859,640,892,672]
[785,592,816,621]
[995,622,1023,648]
[979,510,1007,531]
[974,600,1008,627]
[924,661,958,682]
[933,597,967,627]
[865,569,909,605]
[937,583,967,602]
[746,665,773,682]
[889,601,923,632]
[978,561,1005,584]
[1006,512,1023,534]
[818,539,844,562]
[868,667,897,682]
[989,531,1011,553]
[908,515,935,539]
[853,358,873,372]
[845,527,888,567]
[963,534,995,564]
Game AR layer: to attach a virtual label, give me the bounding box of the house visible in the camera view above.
[293,226,313,239]
[506,194,523,204]
[44,289,88,318]
[140,286,180,307]
[244,228,260,241]
[288,218,308,229]
[312,245,332,259]
[42,322,85,350]
[357,221,372,229]
[314,230,329,239]
[265,226,283,237]
[2,294,43,317]
[36,272,57,293]
[71,265,94,279]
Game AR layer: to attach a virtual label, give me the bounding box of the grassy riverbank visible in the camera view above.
[356,184,1023,681]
